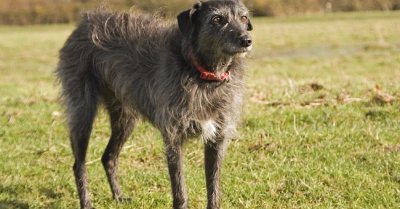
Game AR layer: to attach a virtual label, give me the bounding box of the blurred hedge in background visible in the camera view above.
[244,0,400,16]
[1,0,400,25]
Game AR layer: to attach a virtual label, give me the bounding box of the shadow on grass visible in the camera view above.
[0,185,29,209]
[0,184,66,209]
[0,201,29,209]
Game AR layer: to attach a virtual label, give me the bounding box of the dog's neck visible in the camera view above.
[190,51,235,82]
[189,48,234,77]
[200,54,233,75]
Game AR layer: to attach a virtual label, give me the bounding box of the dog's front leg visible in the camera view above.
[164,139,188,209]
[204,139,227,209]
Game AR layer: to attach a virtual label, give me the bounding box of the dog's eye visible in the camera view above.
[211,15,223,24]
[240,16,248,23]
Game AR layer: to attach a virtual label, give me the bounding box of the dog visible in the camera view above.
[56,0,253,208]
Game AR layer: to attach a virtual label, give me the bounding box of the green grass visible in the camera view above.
[1,11,400,209]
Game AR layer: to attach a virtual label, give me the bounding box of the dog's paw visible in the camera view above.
[114,195,133,203]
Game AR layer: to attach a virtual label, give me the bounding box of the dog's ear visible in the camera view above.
[247,19,253,31]
[177,2,202,36]
[177,9,191,36]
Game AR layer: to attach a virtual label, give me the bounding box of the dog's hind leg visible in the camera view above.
[102,102,137,201]
[65,75,100,209]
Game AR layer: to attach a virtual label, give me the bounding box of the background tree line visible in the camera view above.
[1,0,399,25]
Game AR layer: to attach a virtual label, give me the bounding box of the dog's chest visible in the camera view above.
[200,119,218,142]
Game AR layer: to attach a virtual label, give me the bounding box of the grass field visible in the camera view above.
[1,11,399,209]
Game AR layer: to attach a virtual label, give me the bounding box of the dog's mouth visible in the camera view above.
[223,44,252,56]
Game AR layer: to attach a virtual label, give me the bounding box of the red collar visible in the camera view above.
[191,57,231,82]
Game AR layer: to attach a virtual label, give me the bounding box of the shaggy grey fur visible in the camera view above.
[56,0,253,208]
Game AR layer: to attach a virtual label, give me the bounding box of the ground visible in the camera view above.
[0,11,399,209]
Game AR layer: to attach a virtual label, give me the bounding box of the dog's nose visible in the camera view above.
[240,36,252,47]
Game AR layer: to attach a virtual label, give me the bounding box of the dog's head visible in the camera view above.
[178,0,253,57]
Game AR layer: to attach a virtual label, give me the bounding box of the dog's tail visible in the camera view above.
[55,22,101,144]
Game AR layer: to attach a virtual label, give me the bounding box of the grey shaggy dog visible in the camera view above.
[56,0,253,208]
